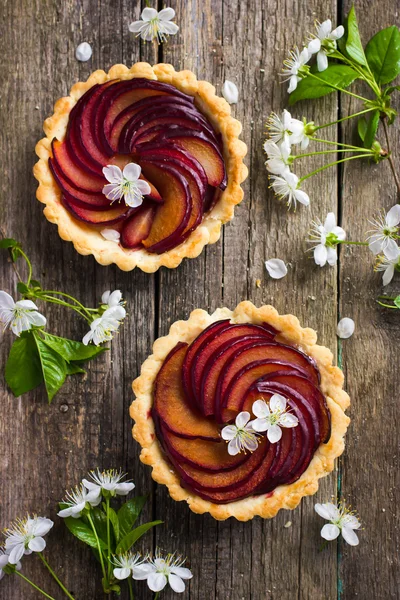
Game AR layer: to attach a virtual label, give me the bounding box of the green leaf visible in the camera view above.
[5,332,43,396]
[30,279,42,290]
[365,26,400,84]
[90,508,108,544]
[108,507,120,545]
[394,295,400,309]
[66,362,86,375]
[16,282,30,295]
[289,65,359,104]
[118,497,147,540]
[346,5,367,66]
[116,520,162,554]
[63,517,107,550]
[357,116,367,141]
[384,84,400,95]
[41,332,107,362]
[0,238,20,250]
[32,331,67,402]
[364,110,380,148]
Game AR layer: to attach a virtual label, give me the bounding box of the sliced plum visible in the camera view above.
[62,194,132,225]
[120,205,156,249]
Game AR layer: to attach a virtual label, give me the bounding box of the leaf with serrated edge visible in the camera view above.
[33,331,67,402]
[42,332,107,362]
[116,521,162,554]
[5,332,43,396]
[366,26,400,84]
[289,65,359,104]
[346,5,367,66]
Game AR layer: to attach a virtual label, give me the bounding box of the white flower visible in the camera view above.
[263,141,291,176]
[102,163,151,208]
[315,501,361,546]
[307,212,346,267]
[0,547,21,580]
[281,47,310,93]
[308,19,345,71]
[82,469,135,500]
[269,171,310,209]
[265,259,288,280]
[4,516,53,564]
[375,244,400,286]
[101,290,124,309]
[133,551,193,593]
[251,395,298,443]
[289,118,314,150]
[75,42,92,62]
[0,291,46,336]
[266,110,312,151]
[337,317,355,339]
[128,7,179,43]
[113,552,145,581]
[82,305,126,346]
[367,205,400,256]
[221,412,259,456]
[222,80,238,104]
[57,484,101,519]
[101,229,120,243]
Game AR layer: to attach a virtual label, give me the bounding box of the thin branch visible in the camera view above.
[381,117,400,202]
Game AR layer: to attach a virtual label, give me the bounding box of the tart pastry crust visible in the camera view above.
[131,301,350,521]
[33,63,248,272]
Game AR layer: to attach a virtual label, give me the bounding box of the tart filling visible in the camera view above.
[34,64,247,271]
[131,303,350,521]
[152,320,331,504]
[49,77,226,254]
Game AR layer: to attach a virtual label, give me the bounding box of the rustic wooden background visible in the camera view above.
[0,0,399,598]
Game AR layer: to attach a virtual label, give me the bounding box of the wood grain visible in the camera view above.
[0,0,399,599]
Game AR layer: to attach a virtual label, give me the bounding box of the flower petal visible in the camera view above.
[103,165,123,183]
[319,19,332,38]
[251,417,269,432]
[314,244,327,267]
[331,226,346,241]
[294,188,310,206]
[26,311,47,327]
[288,75,298,93]
[326,246,338,266]
[235,411,250,428]
[386,204,400,227]
[132,564,156,580]
[331,25,344,40]
[114,567,131,580]
[123,162,141,181]
[341,526,359,546]
[252,399,270,418]
[270,393,286,413]
[244,435,259,453]
[141,7,158,21]
[227,437,241,456]
[75,42,92,62]
[28,536,46,552]
[267,424,282,444]
[383,242,400,261]
[115,482,135,495]
[315,502,340,521]
[15,299,38,310]
[128,20,145,33]
[221,425,237,440]
[308,38,321,54]
[101,228,120,243]
[170,567,193,580]
[317,51,329,72]
[265,258,287,279]
[158,7,175,21]
[57,507,75,518]
[321,523,340,540]
[8,544,25,565]
[342,514,361,529]
[279,413,298,428]
[337,317,355,339]
[147,572,168,592]
[222,80,239,105]
[136,179,152,196]
[0,291,15,310]
[32,518,53,537]
[324,212,337,233]
[169,574,185,593]
[161,20,179,35]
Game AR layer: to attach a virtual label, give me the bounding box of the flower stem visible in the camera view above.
[15,571,56,600]
[38,554,75,600]
[154,593,160,600]
[38,294,92,323]
[381,117,400,202]
[312,137,367,150]
[87,513,108,585]
[318,540,329,553]
[299,154,374,183]
[106,496,111,579]
[307,72,370,102]
[293,148,371,160]
[338,240,369,246]
[128,578,135,600]
[314,108,376,131]
[332,50,380,94]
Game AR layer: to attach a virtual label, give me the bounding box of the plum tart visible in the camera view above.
[131,302,350,521]
[34,63,247,272]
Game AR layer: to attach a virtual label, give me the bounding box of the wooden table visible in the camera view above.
[0,1,399,598]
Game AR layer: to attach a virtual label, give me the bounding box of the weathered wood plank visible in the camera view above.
[339,1,400,598]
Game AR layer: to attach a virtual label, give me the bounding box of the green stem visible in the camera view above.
[299,153,374,182]
[318,540,329,553]
[38,294,92,323]
[87,513,108,585]
[338,240,369,246]
[106,496,111,579]
[307,71,370,102]
[39,291,94,320]
[312,137,367,150]
[314,108,376,131]
[39,554,75,600]
[293,148,371,160]
[15,571,56,600]
[128,578,135,600]
[154,593,160,600]
[377,301,398,309]
[378,295,397,300]
[332,50,380,94]
[381,117,400,201]
[18,249,33,286]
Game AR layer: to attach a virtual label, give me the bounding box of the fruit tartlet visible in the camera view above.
[131,302,350,521]
[34,63,247,272]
